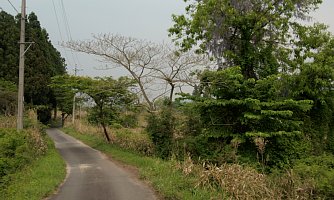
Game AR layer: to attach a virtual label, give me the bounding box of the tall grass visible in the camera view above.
[69,118,154,156]
[0,111,66,200]
[174,156,318,200]
[0,115,16,128]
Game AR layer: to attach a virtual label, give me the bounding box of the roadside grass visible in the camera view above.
[63,127,223,200]
[0,112,66,200]
[1,136,66,200]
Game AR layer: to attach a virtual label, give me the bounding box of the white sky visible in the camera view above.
[1,0,333,77]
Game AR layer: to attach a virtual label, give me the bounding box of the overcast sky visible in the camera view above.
[1,0,333,77]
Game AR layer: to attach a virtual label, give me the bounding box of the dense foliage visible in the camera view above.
[0,79,17,116]
[0,115,47,188]
[146,106,175,159]
[166,0,334,165]
[0,11,66,121]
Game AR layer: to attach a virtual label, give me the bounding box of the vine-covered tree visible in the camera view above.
[169,0,323,78]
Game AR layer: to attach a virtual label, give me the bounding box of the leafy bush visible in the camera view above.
[118,113,138,128]
[174,135,233,164]
[0,128,47,184]
[292,154,334,198]
[146,108,175,159]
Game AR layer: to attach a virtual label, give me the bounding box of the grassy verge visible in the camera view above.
[1,136,66,200]
[62,127,223,200]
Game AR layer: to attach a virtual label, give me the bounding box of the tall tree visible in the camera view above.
[65,34,211,110]
[24,12,66,107]
[65,34,160,111]
[145,45,211,104]
[0,11,19,82]
[0,11,66,122]
[169,0,322,78]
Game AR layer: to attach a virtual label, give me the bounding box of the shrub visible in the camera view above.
[0,128,47,184]
[174,135,233,164]
[146,108,175,159]
[292,154,334,198]
[118,113,138,128]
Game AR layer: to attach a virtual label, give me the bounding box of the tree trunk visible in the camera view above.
[168,83,175,106]
[61,113,67,127]
[101,122,111,142]
[53,107,57,120]
[136,75,155,111]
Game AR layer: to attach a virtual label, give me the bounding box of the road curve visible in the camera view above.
[46,128,157,200]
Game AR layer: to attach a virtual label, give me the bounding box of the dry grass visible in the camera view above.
[67,118,154,156]
[113,129,154,156]
[0,115,16,128]
[26,110,48,155]
[174,155,318,200]
[196,163,274,200]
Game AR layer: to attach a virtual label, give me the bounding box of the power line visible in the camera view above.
[58,0,76,66]
[7,0,19,14]
[52,0,64,45]
[59,0,81,66]
[51,0,70,65]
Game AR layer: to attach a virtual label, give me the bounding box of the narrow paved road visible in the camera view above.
[46,128,157,200]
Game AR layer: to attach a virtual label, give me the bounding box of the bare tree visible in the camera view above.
[65,34,163,111]
[65,34,212,110]
[148,44,211,104]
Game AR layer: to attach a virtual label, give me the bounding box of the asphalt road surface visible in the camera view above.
[46,128,157,200]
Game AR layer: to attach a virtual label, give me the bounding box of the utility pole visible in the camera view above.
[72,65,82,124]
[17,0,26,130]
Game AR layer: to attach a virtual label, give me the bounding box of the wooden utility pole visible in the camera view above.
[17,0,26,130]
[72,65,82,124]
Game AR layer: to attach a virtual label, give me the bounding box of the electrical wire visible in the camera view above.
[59,0,81,67]
[51,0,70,65]
[7,0,19,14]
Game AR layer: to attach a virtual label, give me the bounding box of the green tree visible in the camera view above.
[24,12,66,107]
[169,0,322,78]
[51,75,137,142]
[50,75,76,127]
[0,11,66,123]
[289,24,334,154]
[0,11,19,82]
[83,77,136,142]
[179,67,313,167]
[0,79,17,116]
